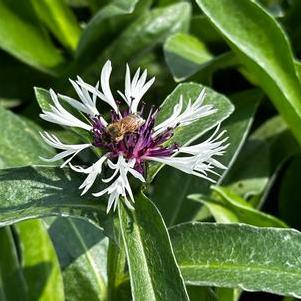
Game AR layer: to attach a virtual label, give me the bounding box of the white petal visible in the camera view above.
[120,64,155,113]
[100,60,119,112]
[144,155,216,182]
[154,89,216,136]
[70,155,107,195]
[40,89,92,131]
[75,65,119,113]
[143,126,228,182]
[93,155,143,213]
[40,132,91,165]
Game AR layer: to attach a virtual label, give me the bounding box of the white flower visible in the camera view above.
[75,60,119,113]
[39,59,228,213]
[40,132,91,167]
[61,78,99,115]
[93,155,145,213]
[69,155,108,195]
[40,89,92,131]
[154,89,216,136]
[144,125,228,182]
[118,64,155,113]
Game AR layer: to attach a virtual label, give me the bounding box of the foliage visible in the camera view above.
[0,0,301,300]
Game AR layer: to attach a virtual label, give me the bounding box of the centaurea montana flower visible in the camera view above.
[39,60,228,213]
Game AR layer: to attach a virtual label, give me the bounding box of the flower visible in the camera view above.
[39,60,228,213]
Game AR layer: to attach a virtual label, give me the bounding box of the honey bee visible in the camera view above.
[106,114,145,142]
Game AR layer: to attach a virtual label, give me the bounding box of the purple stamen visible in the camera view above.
[91,106,177,176]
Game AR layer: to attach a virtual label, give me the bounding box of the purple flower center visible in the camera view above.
[91,106,178,174]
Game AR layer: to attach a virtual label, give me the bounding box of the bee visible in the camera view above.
[106,114,145,142]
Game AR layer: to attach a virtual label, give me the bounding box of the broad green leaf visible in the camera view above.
[279,154,301,229]
[0,97,103,300]
[164,32,213,81]
[195,0,301,146]
[0,166,109,230]
[149,82,234,180]
[94,3,191,70]
[46,218,108,301]
[190,186,286,227]
[34,87,53,112]
[31,0,81,51]
[118,192,189,301]
[151,89,259,225]
[170,222,301,298]
[0,106,55,168]
[16,220,64,301]
[0,0,65,73]
[0,104,65,300]
[76,0,140,63]
[0,227,26,300]
[155,83,234,148]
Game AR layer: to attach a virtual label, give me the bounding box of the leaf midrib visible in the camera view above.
[122,210,157,301]
[180,262,301,278]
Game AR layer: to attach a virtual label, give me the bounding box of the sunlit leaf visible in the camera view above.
[118,192,189,301]
[195,0,301,146]
[16,220,65,301]
[171,222,301,298]
[0,0,65,73]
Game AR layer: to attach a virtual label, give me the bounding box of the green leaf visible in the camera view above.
[164,32,213,81]
[195,0,301,146]
[151,89,259,225]
[251,115,299,174]
[34,87,53,112]
[156,83,234,147]
[94,3,191,69]
[118,192,189,301]
[16,220,64,301]
[107,237,126,301]
[149,82,234,180]
[0,106,55,168]
[46,218,108,301]
[31,0,81,51]
[0,166,109,229]
[223,115,299,202]
[222,139,269,200]
[0,0,65,73]
[0,227,26,300]
[190,186,287,227]
[76,0,140,62]
[170,222,301,298]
